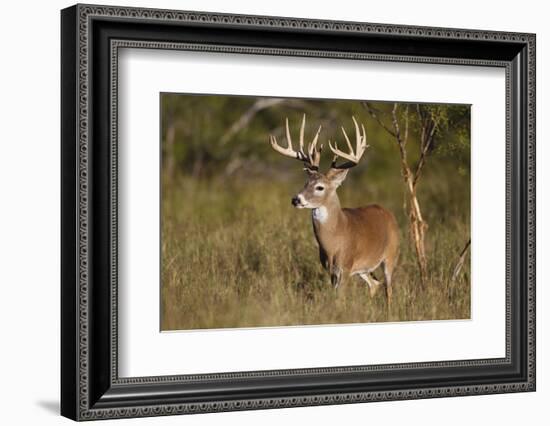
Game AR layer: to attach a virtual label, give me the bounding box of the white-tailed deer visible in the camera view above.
[269,115,399,304]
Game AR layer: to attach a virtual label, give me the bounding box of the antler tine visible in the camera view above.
[269,134,294,159]
[308,124,323,169]
[309,125,322,156]
[361,123,369,148]
[328,140,339,166]
[328,116,370,168]
[341,126,354,154]
[269,117,299,160]
[269,116,323,168]
[328,139,357,164]
[285,117,293,152]
[352,116,362,156]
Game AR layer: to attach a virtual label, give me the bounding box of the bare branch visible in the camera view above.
[404,104,410,146]
[362,102,397,137]
[413,109,441,188]
[391,103,401,142]
[391,104,411,178]
[220,98,285,145]
[452,239,471,281]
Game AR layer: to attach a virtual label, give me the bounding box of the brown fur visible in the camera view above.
[293,169,400,304]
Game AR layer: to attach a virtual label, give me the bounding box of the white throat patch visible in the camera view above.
[313,206,329,223]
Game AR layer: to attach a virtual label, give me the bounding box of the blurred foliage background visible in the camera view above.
[161,94,470,183]
[160,94,471,330]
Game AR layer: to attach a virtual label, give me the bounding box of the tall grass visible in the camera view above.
[161,165,470,331]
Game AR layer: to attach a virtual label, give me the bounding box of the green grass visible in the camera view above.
[161,169,470,330]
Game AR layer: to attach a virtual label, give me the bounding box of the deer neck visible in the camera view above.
[312,194,344,235]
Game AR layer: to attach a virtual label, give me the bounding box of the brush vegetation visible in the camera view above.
[161,96,470,330]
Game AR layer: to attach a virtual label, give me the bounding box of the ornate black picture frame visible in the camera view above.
[61,3,536,421]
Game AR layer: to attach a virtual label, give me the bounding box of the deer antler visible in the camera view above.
[269,114,323,170]
[328,116,369,169]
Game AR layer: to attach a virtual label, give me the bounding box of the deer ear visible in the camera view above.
[326,168,349,187]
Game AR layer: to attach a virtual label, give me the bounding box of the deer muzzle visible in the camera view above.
[291,194,307,208]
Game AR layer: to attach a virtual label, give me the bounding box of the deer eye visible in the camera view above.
[315,185,325,191]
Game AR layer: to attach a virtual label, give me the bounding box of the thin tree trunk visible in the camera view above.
[410,195,428,286]
[404,171,428,286]
[364,101,431,287]
[391,104,429,286]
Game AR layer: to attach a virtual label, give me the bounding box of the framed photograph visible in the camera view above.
[61,4,536,421]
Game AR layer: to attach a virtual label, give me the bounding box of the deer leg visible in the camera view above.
[331,267,341,289]
[382,259,395,307]
[330,265,345,289]
[359,272,382,297]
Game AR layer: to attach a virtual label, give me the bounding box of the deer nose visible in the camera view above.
[291,196,300,206]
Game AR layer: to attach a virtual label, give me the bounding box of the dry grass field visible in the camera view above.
[161,165,470,330]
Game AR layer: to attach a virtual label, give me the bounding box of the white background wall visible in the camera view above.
[0,0,547,424]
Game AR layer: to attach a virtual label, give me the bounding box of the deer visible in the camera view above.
[269,114,399,305]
